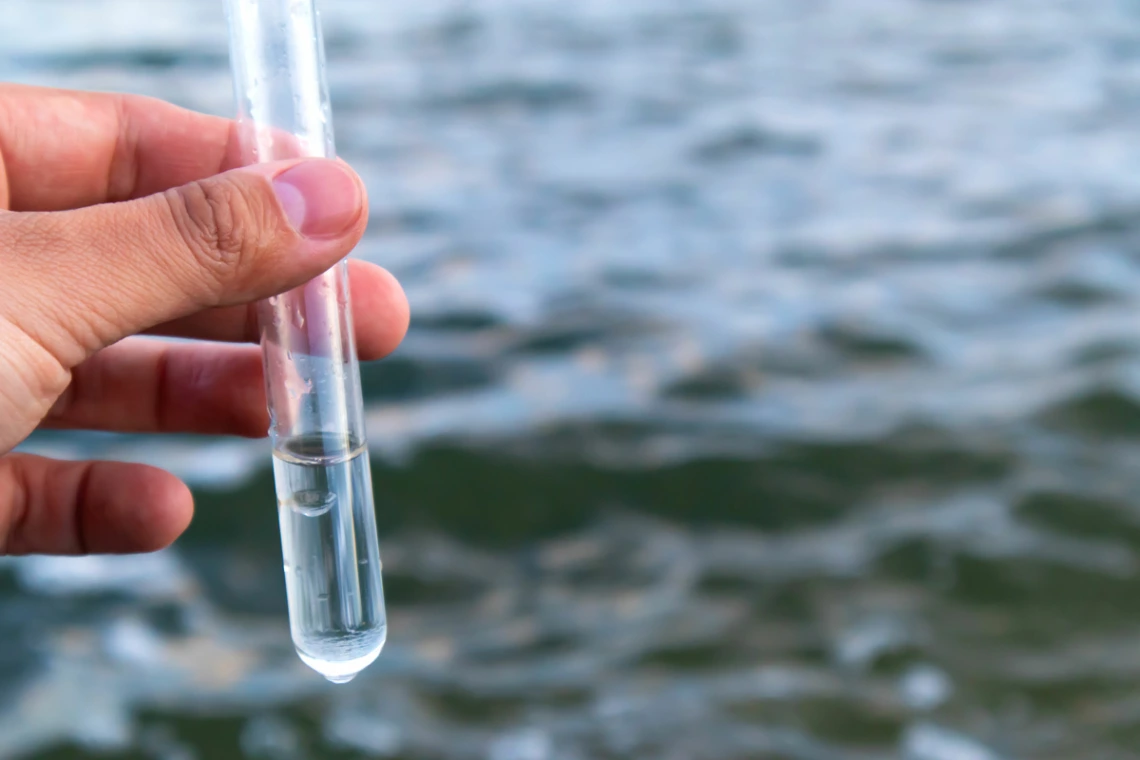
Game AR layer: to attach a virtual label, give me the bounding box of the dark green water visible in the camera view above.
[9,0,1140,757]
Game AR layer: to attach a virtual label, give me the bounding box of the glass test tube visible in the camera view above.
[224,0,387,683]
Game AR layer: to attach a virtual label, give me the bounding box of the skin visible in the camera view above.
[0,84,410,556]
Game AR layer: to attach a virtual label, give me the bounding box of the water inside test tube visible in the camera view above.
[273,433,386,683]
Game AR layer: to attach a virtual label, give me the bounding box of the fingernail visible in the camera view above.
[272,160,363,238]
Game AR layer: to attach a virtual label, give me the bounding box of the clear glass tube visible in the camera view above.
[224,0,387,683]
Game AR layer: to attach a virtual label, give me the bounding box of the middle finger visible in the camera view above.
[146,259,410,361]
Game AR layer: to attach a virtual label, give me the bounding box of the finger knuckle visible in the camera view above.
[164,178,265,287]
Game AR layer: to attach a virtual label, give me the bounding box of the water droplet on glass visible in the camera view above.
[290,489,335,517]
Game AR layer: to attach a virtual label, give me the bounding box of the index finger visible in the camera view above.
[0,83,241,212]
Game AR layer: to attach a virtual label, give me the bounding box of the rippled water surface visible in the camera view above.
[8,0,1140,757]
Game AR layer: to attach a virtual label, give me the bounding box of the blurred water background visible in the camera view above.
[7,0,1140,757]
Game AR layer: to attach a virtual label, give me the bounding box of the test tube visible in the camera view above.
[223,0,387,683]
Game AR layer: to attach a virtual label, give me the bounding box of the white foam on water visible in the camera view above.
[14,549,192,598]
[903,724,1005,760]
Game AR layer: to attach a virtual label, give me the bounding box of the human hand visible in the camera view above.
[0,84,409,555]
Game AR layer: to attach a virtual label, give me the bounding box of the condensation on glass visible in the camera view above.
[224,0,386,683]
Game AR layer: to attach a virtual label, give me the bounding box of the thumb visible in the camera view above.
[0,158,367,364]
